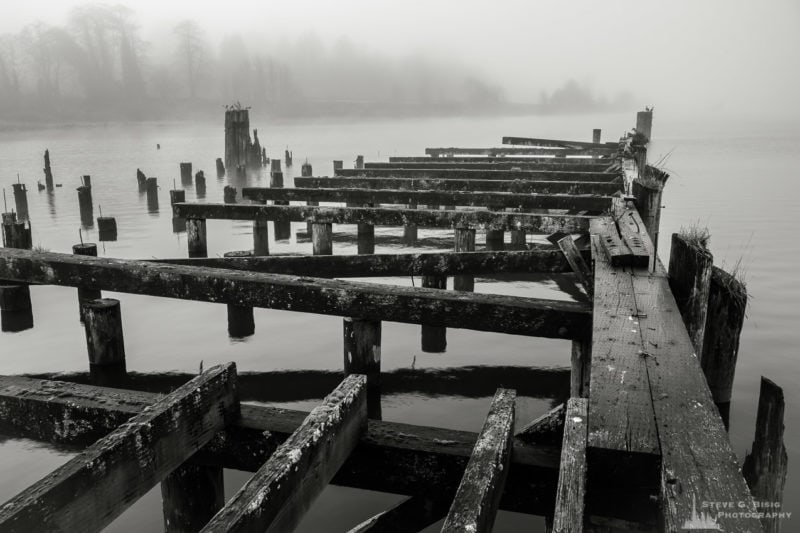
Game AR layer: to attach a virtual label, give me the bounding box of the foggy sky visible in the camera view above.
[4,0,799,119]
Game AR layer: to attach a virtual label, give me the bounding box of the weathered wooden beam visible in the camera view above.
[0,364,240,533]
[346,495,450,533]
[441,388,515,533]
[557,235,593,299]
[367,161,617,171]
[388,156,613,165]
[425,147,616,157]
[0,249,591,339]
[148,250,582,277]
[552,398,588,533]
[502,136,617,149]
[335,167,617,182]
[173,203,592,234]
[294,177,622,196]
[200,375,367,533]
[669,232,713,353]
[241,187,614,212]
[0,375,560,516]
[616,201,654,268]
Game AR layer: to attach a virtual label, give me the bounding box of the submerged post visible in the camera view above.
[0,284,33,332]
[146,177,159,212]
[77,181,93,227]
[187,219,208,258]
[592,129,601,144]
[453,226,475,291]
[137,169,147,192]
[633,166,668,254]
[2,217,32,250]
[355,155,364,169]
[82,298,127,386]
[97,217,117,242]
[216,157,225,178]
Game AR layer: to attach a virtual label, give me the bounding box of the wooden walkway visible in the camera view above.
[0,109,764,532]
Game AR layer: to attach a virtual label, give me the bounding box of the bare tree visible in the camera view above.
[174,20,207,99]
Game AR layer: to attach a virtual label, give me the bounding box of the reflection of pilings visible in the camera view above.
[146,177,159,213]
[743,377,788,533]
[77,185,93,227]
[12,183,28,221]
[421,275,447,352]
[73,243,101,322]
[0,284,33,332]
[25,366,571,403]
[180,162,193,187]
[224,250,255,338]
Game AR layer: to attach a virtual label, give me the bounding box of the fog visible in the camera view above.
[1,0,798,122]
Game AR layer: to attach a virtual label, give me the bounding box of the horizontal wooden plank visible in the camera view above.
[366,161,618,172]
[335,168,618,182]
[0,364,240,533]
[241,187,613,212]
[172,203,592,233]
[201,375,367,533]
[148,250,582,277]
[502,136,618,149]
[552,398,588,533]
[425,147,616,157]
[442,388,515,533]
[0,249,591,339]
[293,177,623,196]
[389,156,613,165]
[0,375,560,516]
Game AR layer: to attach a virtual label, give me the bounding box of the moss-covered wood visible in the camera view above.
[335,167,617,182]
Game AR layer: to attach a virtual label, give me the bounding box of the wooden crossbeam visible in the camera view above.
[172,202,592,234]
[294,177,622,196]
[366,162,618,172]
[0,249,591,339]
[148,250,585,277]
[502,136,618,149]
[335,168,618,182]
[346,495,450,533]
[552,398,588,533]
[201,375,367,533]
[0,375,560,516]
[425,147,616,157]
[442,388,516,533]
[0,364,240,533]
[389,156,613,164]
[241,187,614,212]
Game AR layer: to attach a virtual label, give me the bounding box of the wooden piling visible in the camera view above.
[180,162,192,186]
[742,378,787,533]
[485,209,504,251]
[216,158,225,178]
[137,169,147,192]
[343,317,381,418]
[77,184,93,227]
[187,219,208,258]
[12,183,28,221]
[357,203,375,255]
[355,155,364,169]
[510,229,527,250]
[161,463,224,533]
[82,175,92,188]
[403,203,418,245]
[302,163,317,234]
[223,186,237,204]
[270,171,284,189]
[2,219,32,249]
[195,171,206,197]
[97,217,117,241]
[225,108,257,172]
[636,108,653,142]
[421,275,447,352]
[170,189,186,206]
[82,298,127,386]
[333,160,343,172]
[668,233,713,353]
[270,159,281,173]
[0,284,33,332]
[72,243,101,321]
[312,222,333,256]
[285,149,292,167]
[43,150,54,191]
[701,266,747,425]
[453,227,475,291]
[632,168,668,254]
[145,177,159,212]
[592,129,601,144]
[253,216,270,256]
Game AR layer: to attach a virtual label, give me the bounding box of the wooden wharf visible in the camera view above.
[0,109,770,532]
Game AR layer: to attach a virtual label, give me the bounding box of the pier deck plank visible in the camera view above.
[335,167,617,182]
[367,161,617,172]
[388,156,613,165]
[502,136,618,149]
[425,147,616,157]
[552,398,588,533]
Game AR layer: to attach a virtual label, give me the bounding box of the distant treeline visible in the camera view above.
[0,3,632,122]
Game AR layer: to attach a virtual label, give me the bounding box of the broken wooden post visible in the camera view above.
[302,163,317,235]
[269,162,290,240]
[592,129,601,144]
[162,463,224,533]
[225,108,258,172]
[2,217,32,250]
[441,389,515,533]
[200,375,366,533]
[216,157,225,178]
[170,189,186,206]
[224,251,255,338]
[312,222,333,256]
[270,159,281,174]
[668,232,713,353]
[557,235,593,299]
[43,149,54,191]
[701,266,747,426]
[146,177,159,212]
[82,298,127,386]
[12,183,28,221]
[552,398,588,533]
[632,167,668,254]
[137,169,147,192]
[187,219,208,258]
[355,155,364,169]
[253,216,270,256]
[333,160,343,173]
[0,284,33,332]
[195,170,206,197]
[343,317,381,418]
[97,216,117,241]
[485,208,504,251]
[284,149,292,167]
[223,186,237,204]
[72,243,101,321]
[270,170,284,189]
[421,275,447,353]
[0,364,239,533]
[180,162,192,186]
[403,203,418,244]
[636,108,653,142]
[453,226,475,291]
[357,204,375,255]
[77,179,93,227]
[743,377,787,533]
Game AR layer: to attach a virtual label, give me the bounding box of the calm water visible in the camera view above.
[0,112,797,531]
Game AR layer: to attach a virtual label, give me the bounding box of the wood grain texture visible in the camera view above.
[441,388,515,533]
[0,364,240,533]
[200,375,367,533]
[552,398,588,533]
